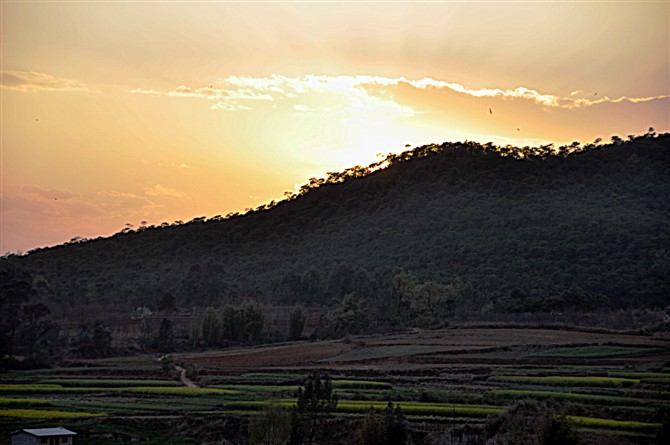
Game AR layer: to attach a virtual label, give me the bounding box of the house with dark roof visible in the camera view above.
[11,427,76,445]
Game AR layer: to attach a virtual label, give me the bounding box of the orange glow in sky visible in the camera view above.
[1,2,669,253]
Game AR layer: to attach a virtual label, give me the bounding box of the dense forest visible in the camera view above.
[4,131,670,333]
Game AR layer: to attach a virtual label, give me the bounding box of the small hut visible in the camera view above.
[11,427,76,445]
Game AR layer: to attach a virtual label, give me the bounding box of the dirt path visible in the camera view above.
[175,365,198,388]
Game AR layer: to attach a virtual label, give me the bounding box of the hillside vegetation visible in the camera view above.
[7,131,670,323]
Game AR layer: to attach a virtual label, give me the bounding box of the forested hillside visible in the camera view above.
[8,131,670,322]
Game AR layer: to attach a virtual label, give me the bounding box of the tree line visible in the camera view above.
[5,130,669,332]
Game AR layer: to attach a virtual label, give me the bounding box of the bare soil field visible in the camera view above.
[175,327,670,372]
[178,340,354,369]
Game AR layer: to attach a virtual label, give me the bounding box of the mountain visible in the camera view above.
[7,132,670,318]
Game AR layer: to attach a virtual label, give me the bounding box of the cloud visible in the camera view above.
[553,94,670,109]
[131,75,415,118]
[401,77,560,107]
[96,190,161,215]
[210,102,251,111]
[1,70,90,92]
[1,191,102,219]
[97,190,145,199]
[143,184,186,198]
[22,185,80,201]
[132,75,669,116]
[0,193,103,251]
[217,74,562,108]
[131,84,272,111]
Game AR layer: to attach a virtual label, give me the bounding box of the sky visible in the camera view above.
[1,1,669,254]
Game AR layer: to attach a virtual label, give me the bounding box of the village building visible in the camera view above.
[11,427,76,445]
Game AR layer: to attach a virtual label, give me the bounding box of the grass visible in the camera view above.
[242,373,305,380]
[115,386,238,396]
[215,399,504,418]
[497,366,620,376]
[57,396,225,413]
[336,401,504,417]
[204,374,304,385]
[487,389,643,406]
[0,384,63,393]
[494,368,670,385]
[606,371,670,379]
[0,409,104,419]
[531,346,666,359]
[331,380,393,390]
[210,380,392,395]
[639,377,670,384]
[488,375,639,387]
[567,415,661,432]
[39,378,182,387]
[211,384,300,393]
[404,415,487,425]
[0,397,52,408]
[0,384,237,396]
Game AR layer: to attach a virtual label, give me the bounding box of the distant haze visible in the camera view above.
[1,2,668,253]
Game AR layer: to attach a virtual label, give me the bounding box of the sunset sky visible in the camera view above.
[1,1,669,254]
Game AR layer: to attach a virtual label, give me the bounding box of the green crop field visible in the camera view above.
[0,409,104,419]
[37,378,183,387]
[488,375,640,387]
[2,330,669,444]
[0,397,52,408]
[0,383,238,397]
[566,416,660,432]
[486,389,644,406]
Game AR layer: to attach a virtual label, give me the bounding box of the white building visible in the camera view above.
[11,427,76,445]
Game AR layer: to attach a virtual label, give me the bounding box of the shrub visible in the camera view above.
[296,371,338,417]
[249,404,292,445]
[543,413,581,445]
[356,402,408,445]
[658,407,670,445]
[485,400,580,445]
[294,371,338,445]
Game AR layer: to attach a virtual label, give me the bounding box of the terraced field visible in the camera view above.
[1,327,668,444]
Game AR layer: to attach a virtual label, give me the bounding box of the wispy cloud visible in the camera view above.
[22,185,80,201]
[1,70,90,92]
[143,184,186,198]
[131,75,415,118]
[131,74,669,114]
[97,190,157,210]
[131,85,272,111]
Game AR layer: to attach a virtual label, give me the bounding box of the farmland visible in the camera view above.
[1,327,668,444]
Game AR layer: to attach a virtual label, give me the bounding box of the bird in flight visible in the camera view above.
[489,108,493,115]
